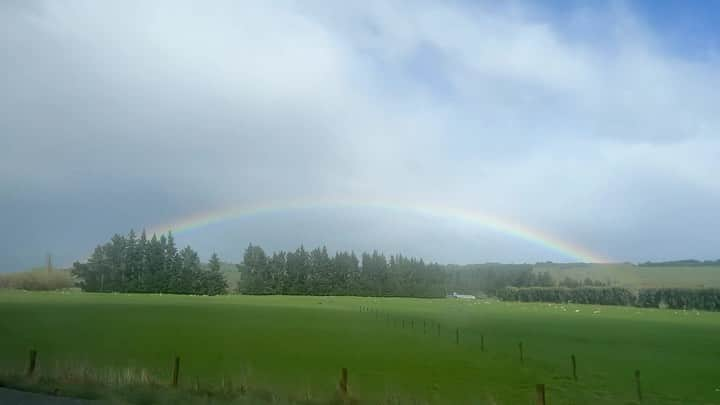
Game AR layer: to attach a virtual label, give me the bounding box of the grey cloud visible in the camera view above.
[2,0,719,271]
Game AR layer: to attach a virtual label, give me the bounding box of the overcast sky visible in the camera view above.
[2,0,720,271]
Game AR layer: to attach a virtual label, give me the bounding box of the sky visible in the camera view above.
[2,0,720,271]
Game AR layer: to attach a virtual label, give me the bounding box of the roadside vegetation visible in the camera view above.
[0,268,74,291]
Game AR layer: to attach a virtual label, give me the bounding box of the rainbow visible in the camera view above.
[148,198,610,263]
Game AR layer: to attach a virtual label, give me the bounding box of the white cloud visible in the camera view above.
[1,0,719,268]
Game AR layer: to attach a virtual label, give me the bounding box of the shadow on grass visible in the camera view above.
[0,371,368,405]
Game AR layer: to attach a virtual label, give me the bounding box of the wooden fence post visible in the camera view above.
[172,356,180,387]
[571,354,577,381]
[26,349,37,377]
[519,342,524,365]
[536,384,546,405]
[635,370,642,402]
[339,367,348,396]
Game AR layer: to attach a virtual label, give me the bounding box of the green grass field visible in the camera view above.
[0,291,718,404]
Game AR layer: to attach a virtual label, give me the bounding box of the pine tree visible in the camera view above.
[147,234,163,291]
[209,252,221,273]
[206,252,228,295]
[126,229,138,291]
[179,245,200,294]
[164,232,181,292]
[242,244,268,294]
[138,229,148,291]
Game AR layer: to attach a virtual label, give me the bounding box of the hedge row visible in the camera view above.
[637,288,720,311]
[497,287,635,306]
[497,286,720,311]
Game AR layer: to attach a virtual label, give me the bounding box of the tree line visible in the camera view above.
[498,286,720,311]
[239,244,447,297]
[238,245,579,297]
[72,230,227,295]
[497,286,635,306]
[637,288,720,311]
[69,233,720,311]
[443,264,566,296]
[557,277,609,288]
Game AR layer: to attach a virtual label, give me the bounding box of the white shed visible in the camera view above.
[450,292,476,299]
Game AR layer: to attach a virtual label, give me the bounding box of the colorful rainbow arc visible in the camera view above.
[148,198,611,264]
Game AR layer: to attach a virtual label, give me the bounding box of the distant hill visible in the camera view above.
[533,262,720,289]
[638,259,720,267]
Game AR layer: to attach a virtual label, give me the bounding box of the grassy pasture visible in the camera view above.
[0,291,718,404]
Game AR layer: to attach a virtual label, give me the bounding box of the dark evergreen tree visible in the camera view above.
[236,244,446,298]
[240,244,269,294]
[125,229,139,291]
[137,230,148,291]
[72,230,227,296]
[204,252,228,295]
[147,234,164,291]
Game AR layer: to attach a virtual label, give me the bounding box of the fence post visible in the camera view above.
[635,370,642,402]
[26,349,37,377]
[339,367,348,396]
[172,356,180,387]
[519,342,524,365]
[571,354,577,381]
[536,384,546,405]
